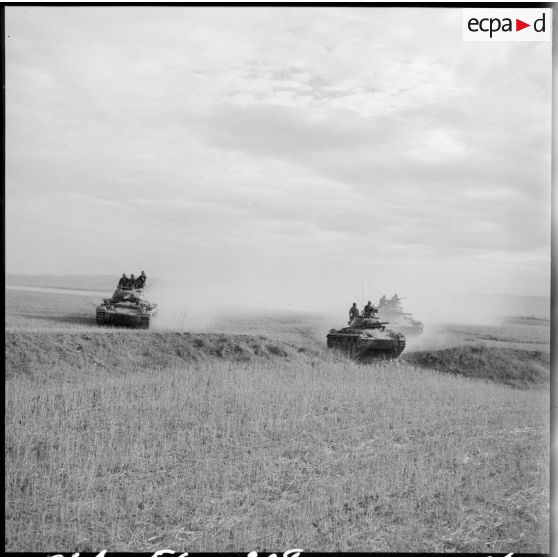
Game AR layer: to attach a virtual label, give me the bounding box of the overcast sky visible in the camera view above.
[5,7,551,313]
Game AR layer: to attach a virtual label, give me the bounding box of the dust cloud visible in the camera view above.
[404,291,549,327]
[145,276,290,331]
[143,272,548,335]
[146,278,222,331]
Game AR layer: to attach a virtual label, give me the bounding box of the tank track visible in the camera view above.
[327,334,406,360]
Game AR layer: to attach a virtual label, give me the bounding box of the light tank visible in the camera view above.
[377,294,423,337]
[95,286,158,329]
[326,316,406,361]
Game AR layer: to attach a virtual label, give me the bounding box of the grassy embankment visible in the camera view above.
[403,346,549,389]
[5,290,550,553]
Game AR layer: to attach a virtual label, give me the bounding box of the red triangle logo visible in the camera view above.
[516,19,530,31]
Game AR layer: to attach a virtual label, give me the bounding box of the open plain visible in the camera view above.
[5,288,550,553]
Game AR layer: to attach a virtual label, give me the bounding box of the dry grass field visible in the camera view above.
[4,289,550,553]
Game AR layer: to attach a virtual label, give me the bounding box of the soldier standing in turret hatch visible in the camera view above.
[118,274,128,288]
[363,300,377,318]
[349,302,360,323]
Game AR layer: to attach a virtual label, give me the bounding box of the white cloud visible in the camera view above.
[5,6,551,306]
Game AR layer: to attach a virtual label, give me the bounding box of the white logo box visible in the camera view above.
[463,8,552,41]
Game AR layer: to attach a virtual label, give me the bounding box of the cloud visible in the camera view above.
[5,6,551,306]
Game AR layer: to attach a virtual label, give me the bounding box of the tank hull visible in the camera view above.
[95,307,157,329]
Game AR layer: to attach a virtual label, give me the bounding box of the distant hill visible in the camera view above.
[457,293,550,320]
[6,274,117,292]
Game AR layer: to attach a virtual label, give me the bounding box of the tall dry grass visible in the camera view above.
[5,352,549,553]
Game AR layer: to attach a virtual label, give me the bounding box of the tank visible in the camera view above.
[95,286,158,329]
[326,316,406,360]
[377,294,423,337]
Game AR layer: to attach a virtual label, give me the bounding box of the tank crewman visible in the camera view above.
[363,300,377,318]
[349,302,360,322]
[379,295,386,308]
[137,271,147,288]
[118,274,128,288]
[129,274,136,289]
